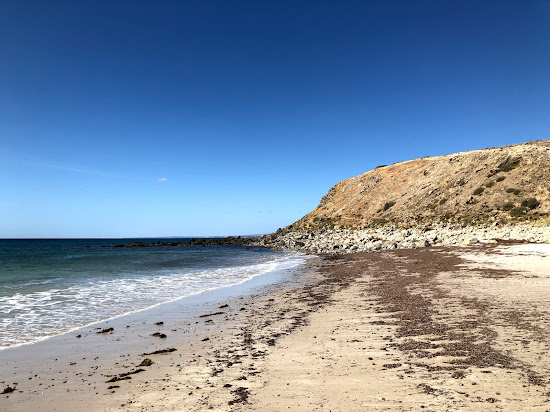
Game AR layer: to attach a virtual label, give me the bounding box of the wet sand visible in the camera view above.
[2,243,550,411]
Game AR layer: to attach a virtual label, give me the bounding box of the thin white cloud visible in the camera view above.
[47,163,112,177]
[12,150,165,183]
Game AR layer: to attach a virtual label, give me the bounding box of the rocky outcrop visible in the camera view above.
[102,236,258,248]
[103,142,550,256]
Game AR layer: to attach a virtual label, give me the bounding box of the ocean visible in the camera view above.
[0,238,306,350]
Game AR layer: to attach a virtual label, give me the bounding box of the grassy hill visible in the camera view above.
[289,140,550,231]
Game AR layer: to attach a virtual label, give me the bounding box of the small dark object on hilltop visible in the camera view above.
[97,327,114,334]
[510,206,528,217]
[383,201,396,211]
[521,198,540,210]
[151,332,167,339]
[201,337,210,342]
[219,304,229,308]
[107,385,120,390]
[496,156,521,173]
[2,386,15,394]
[139,358,154,367]
[506,188,522,195]
[155,321,164,325]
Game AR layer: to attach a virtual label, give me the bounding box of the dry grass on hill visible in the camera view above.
[291,140,550,230]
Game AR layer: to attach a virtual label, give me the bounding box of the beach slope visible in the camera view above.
[3,243,550,410]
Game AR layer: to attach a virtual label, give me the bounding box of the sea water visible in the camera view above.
[0,239,306,349]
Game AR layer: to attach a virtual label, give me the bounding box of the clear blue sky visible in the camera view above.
[1,1,549,238]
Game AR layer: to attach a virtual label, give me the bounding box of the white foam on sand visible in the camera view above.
[461,243,550,276]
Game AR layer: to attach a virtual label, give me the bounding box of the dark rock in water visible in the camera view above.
[141,348,176,356]
[85,245,91,248]
[97,327,114,334]
[2,386,15,394]
[139,358,154,367]
[151,332,167,339]
[102,236,259,249]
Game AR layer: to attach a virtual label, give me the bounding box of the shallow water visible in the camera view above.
[0,239,307,349]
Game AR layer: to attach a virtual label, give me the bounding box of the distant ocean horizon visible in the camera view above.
[0,234,265,240]
[0,238,306,350]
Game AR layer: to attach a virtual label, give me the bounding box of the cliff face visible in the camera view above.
[290,140,550,230]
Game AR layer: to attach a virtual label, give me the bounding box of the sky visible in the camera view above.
[1,1,549,238]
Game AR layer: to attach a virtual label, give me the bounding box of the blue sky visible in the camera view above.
[1,1,549,238]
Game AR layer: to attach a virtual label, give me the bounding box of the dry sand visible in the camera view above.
[2,243,550,411]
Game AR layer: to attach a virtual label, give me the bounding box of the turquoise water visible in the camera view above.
[0,239,306,349]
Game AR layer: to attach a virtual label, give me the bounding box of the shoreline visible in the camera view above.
[90,223,550,254]
[2,242,550,410]
[0,257,320,411]
[0,248,308,351]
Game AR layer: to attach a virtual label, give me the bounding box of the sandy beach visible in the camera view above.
[2,242,550,411]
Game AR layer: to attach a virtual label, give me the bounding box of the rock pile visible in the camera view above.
[252,224,550,254]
